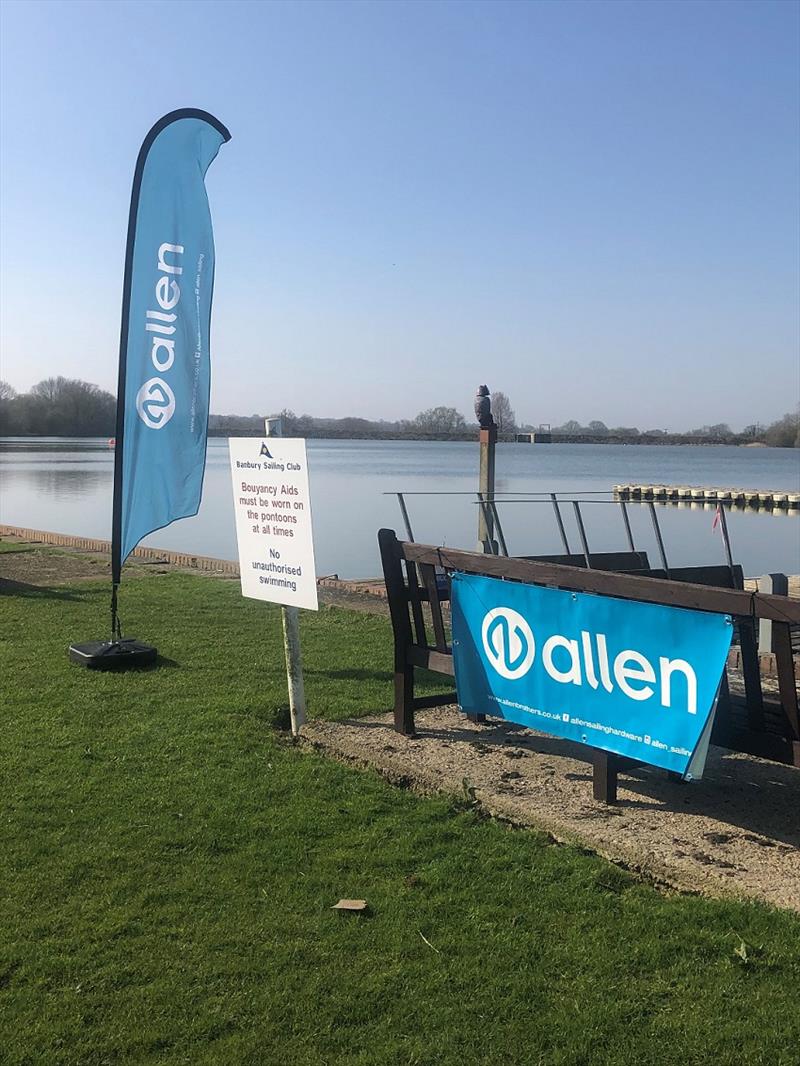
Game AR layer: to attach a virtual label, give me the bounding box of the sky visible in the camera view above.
[0,0,798,430]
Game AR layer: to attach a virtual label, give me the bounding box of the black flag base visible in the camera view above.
[68,638,158,670]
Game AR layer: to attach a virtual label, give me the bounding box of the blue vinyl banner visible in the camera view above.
[117,110,229,568]
[452,573,733,778]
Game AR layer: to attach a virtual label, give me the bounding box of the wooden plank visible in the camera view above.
[416,585,452,603]
[412,691,458,711]
[405,559,427,648]
[379,530,412,643]
[378,528,416,735]
[407,646,456,675]
[737,618,765,730]
[630,564,743,588]
[711,723,800,766]
[520,551,650,570]
[773,621,800,741]
[716,668,732,719]
[397,540,800,622]
[419,562,449,652]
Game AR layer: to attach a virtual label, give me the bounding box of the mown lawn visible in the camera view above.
[2,567,799,1065]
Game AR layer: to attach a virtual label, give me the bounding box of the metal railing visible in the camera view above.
[386,488,737,586]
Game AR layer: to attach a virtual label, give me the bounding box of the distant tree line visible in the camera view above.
[0,378,116,436]
[209,407,480,441]
[2,378,797,447]
[234,391,520,441]
[542,418,739,438]
[761,409,800,448]
[533,412,799,447]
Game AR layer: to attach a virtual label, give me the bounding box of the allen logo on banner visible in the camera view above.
[452,573,733,779]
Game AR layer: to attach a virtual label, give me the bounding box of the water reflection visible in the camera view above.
[2,467,109,497]
[1,437,798,578]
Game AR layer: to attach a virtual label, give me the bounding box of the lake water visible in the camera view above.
[1,437,798,579]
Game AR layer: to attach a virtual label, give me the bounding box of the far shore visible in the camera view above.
[1,432,797,447]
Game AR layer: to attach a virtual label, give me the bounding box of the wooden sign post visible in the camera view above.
[265,417,307,736]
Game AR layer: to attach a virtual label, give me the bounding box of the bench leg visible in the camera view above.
[592,750,618,804]
[394,665,415,736]
[738,618,765,730]
[466,712,486,724]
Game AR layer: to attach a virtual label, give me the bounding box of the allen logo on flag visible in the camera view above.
[135,378,176,429]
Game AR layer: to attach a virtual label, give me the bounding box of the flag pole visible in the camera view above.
[109,127,142,641]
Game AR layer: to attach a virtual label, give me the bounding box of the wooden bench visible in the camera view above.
[378,528,800,803]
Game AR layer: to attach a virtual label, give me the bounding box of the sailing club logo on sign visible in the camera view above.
[482,608,535,680]
[136,377,175,429]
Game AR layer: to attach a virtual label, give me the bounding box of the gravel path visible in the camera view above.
[303,707,800,912]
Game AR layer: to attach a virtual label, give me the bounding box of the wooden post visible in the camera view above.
[756,573,788,652]
[281,607,306,735]
[592,751,618,804]
[478,424,498,553]
[773,621,800,742]
[266,416,306,736]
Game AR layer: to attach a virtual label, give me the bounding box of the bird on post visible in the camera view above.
[474,384,494,429]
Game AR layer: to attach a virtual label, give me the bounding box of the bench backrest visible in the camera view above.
[629,564,744,590]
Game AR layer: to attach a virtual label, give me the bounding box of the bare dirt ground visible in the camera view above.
[4,531,799,911]
[2,544,119,586]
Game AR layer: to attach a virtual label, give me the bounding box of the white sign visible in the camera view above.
[228,437,318,611]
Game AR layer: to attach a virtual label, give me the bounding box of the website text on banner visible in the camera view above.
[451,573,733,779]
[228,437,318,611]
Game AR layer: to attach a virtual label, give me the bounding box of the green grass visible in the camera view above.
[2,569,800,1065]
